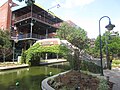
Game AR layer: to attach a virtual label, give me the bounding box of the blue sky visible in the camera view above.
[0,0,120,38]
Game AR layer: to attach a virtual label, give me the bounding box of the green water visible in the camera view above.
[0,63,70,90]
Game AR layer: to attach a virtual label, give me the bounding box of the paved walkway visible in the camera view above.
[104,68,120,90]
[0,64,29,71]
[40,59,67,65]
[0,59,67,70]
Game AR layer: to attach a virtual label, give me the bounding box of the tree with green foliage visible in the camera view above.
[0,29,12,62]
[56,22,89,71]
[56,22,88,50]
[108,34,120,53]
[21,43,70,65]
[93,31,120,58]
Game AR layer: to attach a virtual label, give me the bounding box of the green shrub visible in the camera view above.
[21,50,27,64]
[67,52,101,73]
[21,43,70,66]
[112,60,120,67]
[81,60,101,73]
[112,60,120,65]
[97,79,109,90]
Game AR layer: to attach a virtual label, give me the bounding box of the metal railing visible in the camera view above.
[15,12,31,21]
[11,33,46,40]
[14,12,59,27]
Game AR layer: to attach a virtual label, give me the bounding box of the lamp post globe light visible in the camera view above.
[99,16,115,76]
[105,32,109,69]
[13,39,18,63]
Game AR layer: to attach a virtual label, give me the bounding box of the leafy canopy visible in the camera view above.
[94,31,120,56]
[0,29,12,61]
[56,22,88,49]
[0,30,11,48]
[23,43,70,64]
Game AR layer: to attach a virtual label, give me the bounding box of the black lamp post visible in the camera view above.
[99,16,115,76]
[105,32,109,69]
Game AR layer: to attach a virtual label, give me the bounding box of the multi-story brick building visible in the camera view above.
[0,0,63,60]
[0,0,13,30]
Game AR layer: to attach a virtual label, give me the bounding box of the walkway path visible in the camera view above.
[104,68,120,90]
[0,59,67,71]
[0,64,29,71]
[40,59,67,65]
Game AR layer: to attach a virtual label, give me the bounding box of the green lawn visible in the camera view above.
[112,60,120,67]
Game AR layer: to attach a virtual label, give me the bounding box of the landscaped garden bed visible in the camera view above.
[48,70,113,90]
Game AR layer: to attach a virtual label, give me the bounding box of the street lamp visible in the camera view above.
[13,26,18,63]
[111,31,119,36]
[105,31,118,69]
[30,22,34,38]
[99,16,115,76]
[105,31,109,69]
[13,39,18,63]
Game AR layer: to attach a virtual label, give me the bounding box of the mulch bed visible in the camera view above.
[48,70,113,90]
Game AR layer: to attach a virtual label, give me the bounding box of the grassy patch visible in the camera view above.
[112,60,120,67]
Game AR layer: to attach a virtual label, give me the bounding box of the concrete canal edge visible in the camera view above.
[40,59,67,66]
[41,70,70,90]
[0,59,67,71]
[0,64,29,71]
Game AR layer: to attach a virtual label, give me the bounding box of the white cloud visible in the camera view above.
[51,0,95,9]
[75,18,98,39]
[61,14,119,39]
[113,19,120,34]
[60,14,99,38]
[63,0,95,8]
[0,0,7,6]
[51,0,120,39]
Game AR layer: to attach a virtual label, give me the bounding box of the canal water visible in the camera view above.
[0,63,70,90]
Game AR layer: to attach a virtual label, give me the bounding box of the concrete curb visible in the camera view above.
[41,71,70,90]
[40,59,67,65]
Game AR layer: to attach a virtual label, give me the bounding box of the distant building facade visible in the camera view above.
[89,38,95,48]
[66,20,78,27]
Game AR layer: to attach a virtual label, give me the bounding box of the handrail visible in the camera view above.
[14,12,58,27]
[11,33,46,40]
[15,12,31,21]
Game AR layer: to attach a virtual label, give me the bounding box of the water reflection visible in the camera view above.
[0,62,70,90]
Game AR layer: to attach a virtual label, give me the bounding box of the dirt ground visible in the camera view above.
[48,70,113,90]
